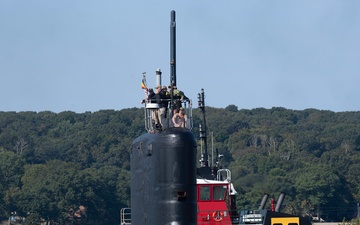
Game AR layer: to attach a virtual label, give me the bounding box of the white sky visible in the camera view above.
[1,1,359,113]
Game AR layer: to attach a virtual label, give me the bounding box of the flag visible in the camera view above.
[141,79,147,90]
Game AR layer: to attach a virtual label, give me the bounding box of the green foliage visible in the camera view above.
[0,149,25,220]
[225,104,238,112]
[0,107,360,223]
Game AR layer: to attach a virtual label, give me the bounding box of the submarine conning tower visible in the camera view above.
[130,10,197,225]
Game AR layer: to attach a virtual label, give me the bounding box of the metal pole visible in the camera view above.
[170,10,176,86]
[198,89,208,167]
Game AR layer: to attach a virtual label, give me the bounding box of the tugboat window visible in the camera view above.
[200,186,210,201]
[213,185,227,200]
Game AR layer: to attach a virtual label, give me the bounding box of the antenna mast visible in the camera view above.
[198,88,208,167]
[170,10,176,86]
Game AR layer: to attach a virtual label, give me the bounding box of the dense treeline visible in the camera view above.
[0,106,359,224]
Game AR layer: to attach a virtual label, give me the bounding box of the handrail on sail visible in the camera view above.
[143,99,192,133]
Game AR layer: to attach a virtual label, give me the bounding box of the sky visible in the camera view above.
[1,1,359,113]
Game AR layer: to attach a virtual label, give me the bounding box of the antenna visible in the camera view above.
[198,88,208,167]
[170,10,176,86]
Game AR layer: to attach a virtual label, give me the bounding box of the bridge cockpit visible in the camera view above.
[143,99,192,133]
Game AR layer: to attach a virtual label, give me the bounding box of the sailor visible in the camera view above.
[147,88,155,102]
[139,87,158,129]
[168,84,188,113]
[140,88,155,104]
[158,85,168,129]
[151,85,167,130]
[162,85,170,108]
[172,107,188,128]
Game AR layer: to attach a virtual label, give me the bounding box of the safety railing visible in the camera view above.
[120,208,241,225]
[143,99,192,133]
[120,208,131,225]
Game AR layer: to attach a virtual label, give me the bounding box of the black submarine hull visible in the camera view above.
[130,127,197,225]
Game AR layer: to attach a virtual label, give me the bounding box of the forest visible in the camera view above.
[0,106,359,224]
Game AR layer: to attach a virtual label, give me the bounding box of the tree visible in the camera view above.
[225,104,238,112]
[293,164,346,220]
[0,149,25,220]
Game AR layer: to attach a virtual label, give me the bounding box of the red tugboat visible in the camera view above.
[196,169,239,224]
[120,10,312,225]
[195,88,240,225]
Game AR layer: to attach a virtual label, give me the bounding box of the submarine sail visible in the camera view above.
[130,10,197,225]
